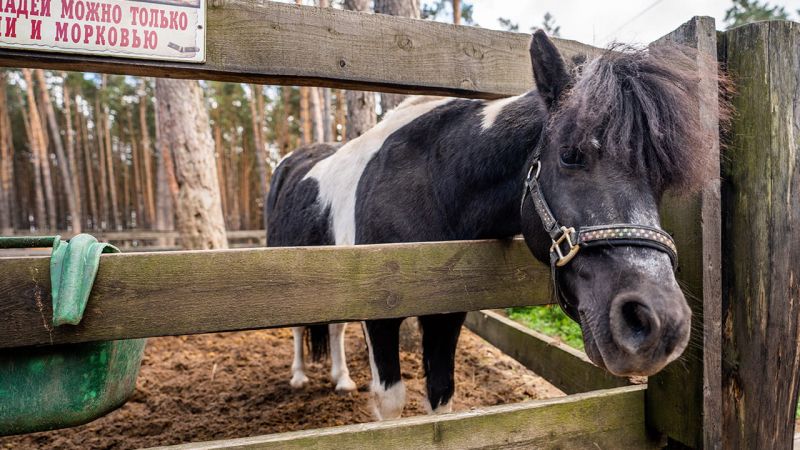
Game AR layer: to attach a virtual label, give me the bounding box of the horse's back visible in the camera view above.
[267,143,339,247]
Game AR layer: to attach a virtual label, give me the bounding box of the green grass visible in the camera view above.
[507,305,584,351]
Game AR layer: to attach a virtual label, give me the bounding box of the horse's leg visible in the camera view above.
[329,323,357,392]
[363,318,405,420]
[290,326,309,388]
[418,312,466,414]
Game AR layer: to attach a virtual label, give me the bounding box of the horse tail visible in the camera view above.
[305,325,329,362]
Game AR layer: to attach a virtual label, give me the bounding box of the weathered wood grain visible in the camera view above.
[720,20,800,450]
[646,16,723,450]
[0,239,551,348]
[151,386,658,450]
[464,310,631,394]
[0,1,603,99]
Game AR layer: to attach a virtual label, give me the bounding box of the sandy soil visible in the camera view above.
[1,324,562,449]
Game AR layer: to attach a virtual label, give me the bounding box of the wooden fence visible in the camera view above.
[0,3,798,449]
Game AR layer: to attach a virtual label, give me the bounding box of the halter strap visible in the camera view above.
[520,132,678,323]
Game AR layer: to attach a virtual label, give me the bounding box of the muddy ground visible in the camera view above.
[1,324,562,449]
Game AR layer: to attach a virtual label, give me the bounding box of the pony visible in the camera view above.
[267,31,714,419]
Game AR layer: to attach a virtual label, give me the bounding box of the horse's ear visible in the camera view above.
[529,30,570,109]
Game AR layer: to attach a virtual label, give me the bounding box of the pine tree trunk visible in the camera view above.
[22,69,56,231]
[249,84,269,228]
[138,79,156,228]
[126,108,143,228]
[213,120,227,216]
[78,97,98,229]
[300,87,311,145]
[94,97,109,229]
[153,98,175,246]
[155,78,227,250]
[35,70,81,233]
[309,87,324,143]
[0,73,13,234]
[374,0,420,113]
[452,0,461,25]
[99,75,121,230]
[226,129,241,231]
[62,77,83,231]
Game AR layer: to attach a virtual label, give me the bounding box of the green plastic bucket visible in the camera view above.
[0,234,147,436]
[0,339,147,436]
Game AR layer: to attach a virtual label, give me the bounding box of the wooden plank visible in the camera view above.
[464,310,631,394]
[0,239,551,349]
[646,16,722,449]
[720,20,800,450]
[0,1,603,99]
[151,386,658,450]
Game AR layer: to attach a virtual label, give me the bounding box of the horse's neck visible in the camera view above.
[442,92,545,239]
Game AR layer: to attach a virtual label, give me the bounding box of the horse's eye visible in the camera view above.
[560,148,585,169]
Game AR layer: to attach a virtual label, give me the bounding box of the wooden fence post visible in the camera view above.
[720,20,800,449]
[646,16,723,449]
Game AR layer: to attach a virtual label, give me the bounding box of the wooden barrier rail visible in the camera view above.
[464,310,631,394]
[153,386,656,450]
[0,239,550,349]
[0,1,602,99]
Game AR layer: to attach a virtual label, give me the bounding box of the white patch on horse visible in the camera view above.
[329,323,356,392]
[304,97,454,245]
[480,95,523,131]
[362,322,406,420]
[289,326,309,389]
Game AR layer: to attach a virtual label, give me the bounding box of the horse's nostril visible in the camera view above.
[610,296,661,355]
[621,301,651,336]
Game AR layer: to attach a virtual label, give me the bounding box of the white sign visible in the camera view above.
[0,0,206,62]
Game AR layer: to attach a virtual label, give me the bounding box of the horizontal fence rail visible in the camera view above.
[0,1,603,98]
[0,239,551,349]
[465,310,632,394]
[152,386,656,450]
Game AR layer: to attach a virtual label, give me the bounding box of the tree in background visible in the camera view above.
[498,12,560,37]
[724,0,790,29]
[156,79,227,250]
[421,0,474,25]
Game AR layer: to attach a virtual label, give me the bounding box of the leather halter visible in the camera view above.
[520,132,679,324]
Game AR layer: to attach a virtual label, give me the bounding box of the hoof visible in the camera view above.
[335,377,357,393]
[290,373,309,389]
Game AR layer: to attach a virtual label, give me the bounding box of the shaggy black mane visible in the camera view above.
[552,44,724,193]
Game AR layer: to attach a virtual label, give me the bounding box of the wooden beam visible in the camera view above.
[0,1,603,99]
[0,239,550,349]
[151,386,658,450]
[720,20,800,449]
[645,16,723,449]
[465,310,631,394]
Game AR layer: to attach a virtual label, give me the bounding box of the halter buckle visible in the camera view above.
[551,226,580,267]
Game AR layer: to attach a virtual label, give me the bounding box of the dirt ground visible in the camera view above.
[1,324,562,449]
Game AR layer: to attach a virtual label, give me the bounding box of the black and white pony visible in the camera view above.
[267,31,713,419]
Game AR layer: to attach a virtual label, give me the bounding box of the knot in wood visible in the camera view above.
[338,59,347,69]
[395,35,414,51]
[462,42,484,60]
[381,291,401,309]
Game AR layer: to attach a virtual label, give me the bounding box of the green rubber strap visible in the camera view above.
[50,234,120,327]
